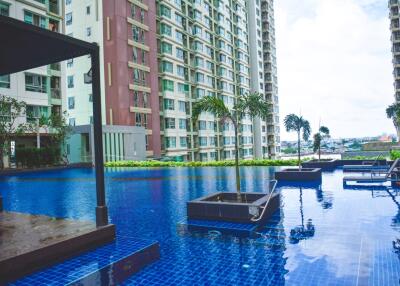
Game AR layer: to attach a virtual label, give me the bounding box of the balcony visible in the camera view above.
[51,88,61,99]
[49,0,59,15]
[50,63,60,71]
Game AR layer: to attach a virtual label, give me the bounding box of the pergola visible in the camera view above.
[0,15,109,227]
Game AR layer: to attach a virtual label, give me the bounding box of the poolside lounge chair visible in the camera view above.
[343,156,388,172]
[343,158,400,184]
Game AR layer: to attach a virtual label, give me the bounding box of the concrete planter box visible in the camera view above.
[302,159,338,170]
[275,168,322,181]
[187,192,280,224]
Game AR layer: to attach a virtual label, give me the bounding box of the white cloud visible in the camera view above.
[276,0,395,140]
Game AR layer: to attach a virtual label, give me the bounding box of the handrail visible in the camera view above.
[251,179,278,222]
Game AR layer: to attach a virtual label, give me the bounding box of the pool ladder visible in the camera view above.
[251,180,278,222]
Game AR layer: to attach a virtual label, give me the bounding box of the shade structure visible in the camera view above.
[0,15,109,227]
[0,15,96,75]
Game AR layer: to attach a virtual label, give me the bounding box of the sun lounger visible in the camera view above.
[343,158,400,184]
[343,158,388,172]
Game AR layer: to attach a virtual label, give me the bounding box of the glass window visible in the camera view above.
[198,120,207,130]
[66,12,72,26]
[0,75,10,88]
[26,105,49,122]
[166,137,176,148]
[67,75,74,88]
[160,4,171,18]
[161,42,172,54]
[0,2,10,16]
[177,65,185,77]
[86,27,91,37]
[69,118,75,126]
[162,80,174,92]
[25,73,47,93]
[179,119,186,129]
[165,118,175,129]
[178,101,186,112]
[161,61,173,73]
[160,23,172,36]
[180,137,187,147]
[163,98,174,110]
[176,48,184,60]
[86,6,90,15]
[68,97,75,109]
[199,137,207,147]
[178,83,189,93]
[66,0,72,5]
[25,11,47,28]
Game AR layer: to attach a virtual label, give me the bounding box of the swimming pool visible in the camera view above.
[1,167,400,285]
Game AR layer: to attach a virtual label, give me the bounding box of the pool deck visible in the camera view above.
[0,211,116,284]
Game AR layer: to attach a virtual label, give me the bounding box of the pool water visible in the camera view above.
[1,167,400,285]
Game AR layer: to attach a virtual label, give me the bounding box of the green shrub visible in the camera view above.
[105,159,300,168]
[390,150,400,160]
[16,147,61,168]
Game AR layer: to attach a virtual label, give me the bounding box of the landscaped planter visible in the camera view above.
[187,192,280,224]
[302,159,338,170]
[275,168,322,181]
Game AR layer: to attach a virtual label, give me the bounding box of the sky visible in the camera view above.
[275,0,395,140]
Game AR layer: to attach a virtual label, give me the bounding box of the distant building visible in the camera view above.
[64,0,281,162]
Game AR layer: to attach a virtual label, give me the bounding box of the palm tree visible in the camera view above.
[386,103,400,141]
[313,126,330,161]
[192,92,269,200]
[284,114,311,168]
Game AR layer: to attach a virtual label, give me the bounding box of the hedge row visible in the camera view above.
[15,147,61,168]
[105,159,300,168]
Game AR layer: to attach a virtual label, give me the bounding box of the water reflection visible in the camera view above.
[289,188,315,244]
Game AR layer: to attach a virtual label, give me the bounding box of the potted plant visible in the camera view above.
[187,93,280,223]
[275,114,322,181]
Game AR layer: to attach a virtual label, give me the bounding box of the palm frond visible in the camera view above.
[235,92,270,119]
[192,96,232,121]
[301,119,311,141]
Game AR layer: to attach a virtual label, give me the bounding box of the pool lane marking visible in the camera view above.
[356,236,363,286]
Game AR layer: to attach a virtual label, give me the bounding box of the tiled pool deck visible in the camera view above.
[1,167,400,285]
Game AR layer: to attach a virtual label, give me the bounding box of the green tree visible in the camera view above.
[386,102,400,141]
[193,93,269,200]
[313,126,330,161]
[0,96,28,169]
[284,114,311,168]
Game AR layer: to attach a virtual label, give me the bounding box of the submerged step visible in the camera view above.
[11,236,160,286]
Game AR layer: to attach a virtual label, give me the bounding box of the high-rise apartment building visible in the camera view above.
[65,0,280,162]
[261,0,280,157]
[0,0,65,152]
[390,0,400,138]
[65,0,161,159]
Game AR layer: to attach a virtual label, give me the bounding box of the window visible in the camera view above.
[179,119,186,129]
[86,27,91,37]
[160,23,172,36]
[0,75,10,88]
[26,105,49,122]
[161,61,173,73]
[175,31,183,43]
[86,5,90,15]
[133,47,138,62]
[180,137,187,147]
[177,65,185,77]
[166,137,176,148]
[66,12,72,26]
[67,59,73,68]
[67,75,74,88]
[160,5,171,18]
[133,91,139,107]
[161,42,172,54]
[0,2,10,16]
[163,98,174,110]
[210,137,216,146]
[198,120,207,130]
[68,97,75,109]
[66,0,72,5]
[176,48,184,60]
[178,83,189,94]
[25,73,47,93]
[165,118,175,129]
[89,94,93,102]
[68,118,75,126]
[135,113,142,126]
[162,79,174,92]
[24,11,47,28]
[178,101,186,112]
[175,13,183,26]
[199,137,207,147]
[143,93,148,108]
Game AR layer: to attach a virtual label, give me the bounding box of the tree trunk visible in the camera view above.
[318,146,321,161]
[297,131,301,170]
[234,122,241,201]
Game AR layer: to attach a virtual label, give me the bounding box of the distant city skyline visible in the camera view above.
[276,0,395,141]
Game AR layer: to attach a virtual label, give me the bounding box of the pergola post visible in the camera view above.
[91,46,108,227]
